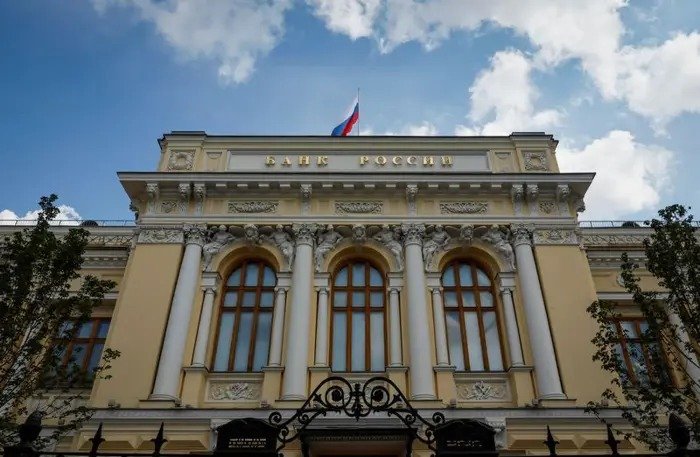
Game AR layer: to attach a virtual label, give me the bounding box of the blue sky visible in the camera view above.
[1,0,699,221]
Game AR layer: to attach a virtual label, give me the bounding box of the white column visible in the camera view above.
[314,287,330,366]
[431,288,450,367]
[281,224,316,400]
[500,287,525,367]
[267,287,288,367]
[667,311,700,399]
[512,225,565,399]
[402,224,437,400]
[388,287,403,366]
[191,274,219,367]
[151,225,206,400]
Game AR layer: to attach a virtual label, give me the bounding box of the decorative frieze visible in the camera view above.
[208,382,260,401]
[533,229,580,245]
[439,201,488,214]
[456,380,507,401]
[523,150,548,171]
[137,227,183,244]
[167,150,194,171]
[334,201,383,215]
[580,232,649,247]
[228,201,279,214]
[87,234,134,248]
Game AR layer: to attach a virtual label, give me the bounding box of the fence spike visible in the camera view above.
[544,426,559,457]
[89,423,105,457]
[151,422,167,457]
[604,424,620,456]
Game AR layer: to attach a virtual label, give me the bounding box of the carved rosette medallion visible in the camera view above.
[401,223,425,246]
[137,228,183,244]
[183,224,207,246]
[538,200,557,215]
[228,201,279,214]
[335,201,383,215]
[293,223,318,246]
[439,201,488,214]
[209,382,260,401]
[523,150,548,171]
[167,150,194,171]
[160,201,177,214]
[511,224,533,247]
[533,229,579,245]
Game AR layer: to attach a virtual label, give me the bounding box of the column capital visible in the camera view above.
[511,224,534,247]
[431,286,443,295]
[499,286,515,294]
[401,223,426,246]
[315,286,329,294]
[274,285,289,294]
[389,287,401,294]
[292,223,318,246]
[183,224,207,246]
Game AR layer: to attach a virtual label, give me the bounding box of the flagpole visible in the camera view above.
[357,87,360,136]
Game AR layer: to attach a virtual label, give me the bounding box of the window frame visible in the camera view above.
[212,259,277,372]
[329,258,388,373]
[441,259,505,372]
[613,317,670,385]
[53,317,110,385]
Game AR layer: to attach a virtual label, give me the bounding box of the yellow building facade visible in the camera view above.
[7,132,675,455]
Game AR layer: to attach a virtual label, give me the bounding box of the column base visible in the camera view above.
[411,393,437,401]
[148,393,180,401]
[538,392,568,400]
[280,394,307,401]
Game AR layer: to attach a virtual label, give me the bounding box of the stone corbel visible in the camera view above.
[300,184,312,215]
[406,184,418,217]
[526,184,539,217]
[145,182,159,214]
[178,183,191,215]
[193,183,206,215]
[555,184,571,216]
[572,193,586,214]
[510,184,524,216]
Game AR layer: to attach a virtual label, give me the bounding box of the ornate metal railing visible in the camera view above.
[0,220,136,227]
[579,220,700,228]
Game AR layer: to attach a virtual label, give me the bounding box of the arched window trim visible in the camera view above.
[330,257,388,373]
[211,258,277,372]
[441,258,506,372]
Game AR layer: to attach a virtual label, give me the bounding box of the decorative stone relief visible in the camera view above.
[193,183,206,215]
[228,201,279,214]
[556,184,570,216]
[439,201,488,214]
[538,200,556,215]
[184,224,207,246]
[511,224,534,247]
[573,195,586,214]
[167,150,194,171]
[581,233,649,247]
[88,234,134,247]
[459,224,474,243]
[523,150,548,171]
[293,223,318,246]
[129,201,140,221]
[301,184,312,214]
[533,229,579,245]
[401,223,425,245]
[160,201,177,214]
[351,224,366,242]
[137,228,183,244]
[373,225,404,271]
[209,382,260,401]
[243,224,260,244]
[145,183,159,214]
[422,225,450,271]
[480,226,515,271]
[202,225,236,271]
[314,225,343,272]
[406,184,418,216]
[178,183,190,214]
[335,201,383,215]
[265,225,295,267]
[457,381,506,401]
[510,185,524,216]
[526,184,539,216]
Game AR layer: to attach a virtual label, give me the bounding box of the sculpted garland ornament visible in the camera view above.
[439,201,488,214]
[335,201,383,215]
[228,201,279,214]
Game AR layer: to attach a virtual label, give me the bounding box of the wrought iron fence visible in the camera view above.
[0,220,135,227]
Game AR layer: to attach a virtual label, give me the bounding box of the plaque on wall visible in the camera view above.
[434,419,497,457]
[214,418,279,457]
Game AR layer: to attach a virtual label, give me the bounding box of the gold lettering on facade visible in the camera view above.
[282,157,292,166]
[423,156,434,166]
[406,156,417,165]
[265,156,275,166]
[441,156,453,166]
[392,156,402,165]
[299,155,310,166]
[360,156,369,165]
[317,156,329,166]
[375,156,387,165]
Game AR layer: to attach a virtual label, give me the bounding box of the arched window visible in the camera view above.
[441,260,504,371]
[331,260,386,372]
[212,260,277,372]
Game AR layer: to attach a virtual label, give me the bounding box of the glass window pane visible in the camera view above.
[352,291,365,307]
[244,263,259,286]
[77,322,93,338]
[96,321,110,338]
[242,292,256,307]
[252,313,272,371]
[476,268,491,286]
[262,266,276,286]
[628,342,648,384]
[332,312,346,371]
[444,291,458,307]
[335,267,348,286]
[260,291,274,307]
[445,311,464,371]
[461,291,476,307]
[352,263,365,286]
[57,321,74,337]
[369,267,382,286]
[351,312,366,371]
[621,321,638,338]
[465,313,484,370]
[214,313,235,371]
[224,292,237,307]
[370,291,383,307]
[614,343,630,382]
[233,312,253,371]
[87,343,104,374]
[69,343,88,368]
[459,264,473,286]
[441,266,455,287]
[639,320,650,337]
[479,292,493,308]
[227,268,241,286]
[370,313,385,371]
[333,291,347,307]
[483,312,503,371]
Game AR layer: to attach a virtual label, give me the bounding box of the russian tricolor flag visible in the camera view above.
[331,96,359,136]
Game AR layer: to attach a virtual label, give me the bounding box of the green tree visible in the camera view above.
[588,204,700,450]
[0,195,119,445]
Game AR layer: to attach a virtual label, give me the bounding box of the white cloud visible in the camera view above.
[455,50,563,135]
[360,121,439,135]
[558,130,674,219]
[93,0,292,84]
[0,206,82,226]
[307,0,382,40]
